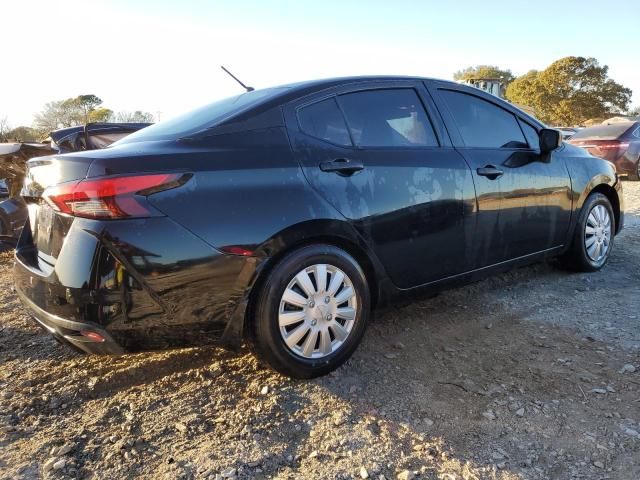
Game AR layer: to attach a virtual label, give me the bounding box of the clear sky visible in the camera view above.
[3,0,639,126]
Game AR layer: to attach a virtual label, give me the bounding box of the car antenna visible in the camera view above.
[220,65,254,92]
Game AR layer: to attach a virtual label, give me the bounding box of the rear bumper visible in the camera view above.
[614,178,625,234]
[613,155,638,177]
[15,284,124,354]
[13,215,258,353]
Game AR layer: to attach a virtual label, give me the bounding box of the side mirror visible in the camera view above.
[539,128,562,154]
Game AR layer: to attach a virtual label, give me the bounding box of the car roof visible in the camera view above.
[267,75,450,99]
[221,75,543,130]
[279,75,442,87]
[208,76,459,130]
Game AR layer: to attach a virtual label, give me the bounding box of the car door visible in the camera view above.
[284,80,477,289]
[428,82,572,266]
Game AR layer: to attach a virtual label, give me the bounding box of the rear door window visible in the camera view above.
[338,89,438,148]
[297,98,352,146]
[440,90,527,149]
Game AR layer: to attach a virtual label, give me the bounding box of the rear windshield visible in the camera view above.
[571,123,636,140]
[114,87,288,144]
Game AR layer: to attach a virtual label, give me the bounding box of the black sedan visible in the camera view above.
[14,76,623,378]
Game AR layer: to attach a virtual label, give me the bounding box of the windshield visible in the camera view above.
[114,87,288,145]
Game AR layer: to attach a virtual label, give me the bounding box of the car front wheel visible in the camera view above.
[253,244,370,378]
[561,192,615,271]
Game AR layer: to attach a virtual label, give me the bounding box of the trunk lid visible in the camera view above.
[22,154,94,263]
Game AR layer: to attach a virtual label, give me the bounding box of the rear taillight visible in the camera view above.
[43,173,186,219]
[571,140,629,161]
[570,140,630,161]
[598,142,629,161]
[597,142,629,151]
[80,330,106,342]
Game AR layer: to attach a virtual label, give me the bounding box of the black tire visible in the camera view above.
[253,244,370,378]
[560,193,615,272]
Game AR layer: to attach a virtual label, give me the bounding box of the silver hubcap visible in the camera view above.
[585,204,612,262]
[279,264,358,359]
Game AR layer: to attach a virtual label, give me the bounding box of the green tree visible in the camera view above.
[33,100,68,134]
[114,110,155,123]
[75,94,103,123]
[5,126,39,142]
[33,94,107,134]
[0,116,11,142]
[453,65,515,85]
[506,57,632,125]
[88,107,113,123]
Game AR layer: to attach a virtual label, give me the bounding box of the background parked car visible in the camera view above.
[0,178,21,248]
[0,179,8,198]
[47,122,152,153]
[0,143,52,247]
[0,198,27,247]
[0,122,152,247]
[568,121,640,180]
[552,127,579,140]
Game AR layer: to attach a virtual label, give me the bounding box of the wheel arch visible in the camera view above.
[242,220,390,340]
[587,183,621,235]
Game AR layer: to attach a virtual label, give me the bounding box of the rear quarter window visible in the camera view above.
[297,98,352,146]
[115,87,288,144]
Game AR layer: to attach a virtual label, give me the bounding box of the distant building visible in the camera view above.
[460,78,505,98]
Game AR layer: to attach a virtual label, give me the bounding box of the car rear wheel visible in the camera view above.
[253,244,370,378]
[560,193,615,272]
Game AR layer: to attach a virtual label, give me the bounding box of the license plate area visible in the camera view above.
[26,202,61,263]
[35,203,54,251]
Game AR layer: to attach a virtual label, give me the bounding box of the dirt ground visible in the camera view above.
[1,183,639,480]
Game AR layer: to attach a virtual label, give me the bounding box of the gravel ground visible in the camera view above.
[1,182,639,480]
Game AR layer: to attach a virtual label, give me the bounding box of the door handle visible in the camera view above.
[476,165,504,180]
[319,158,364,176]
